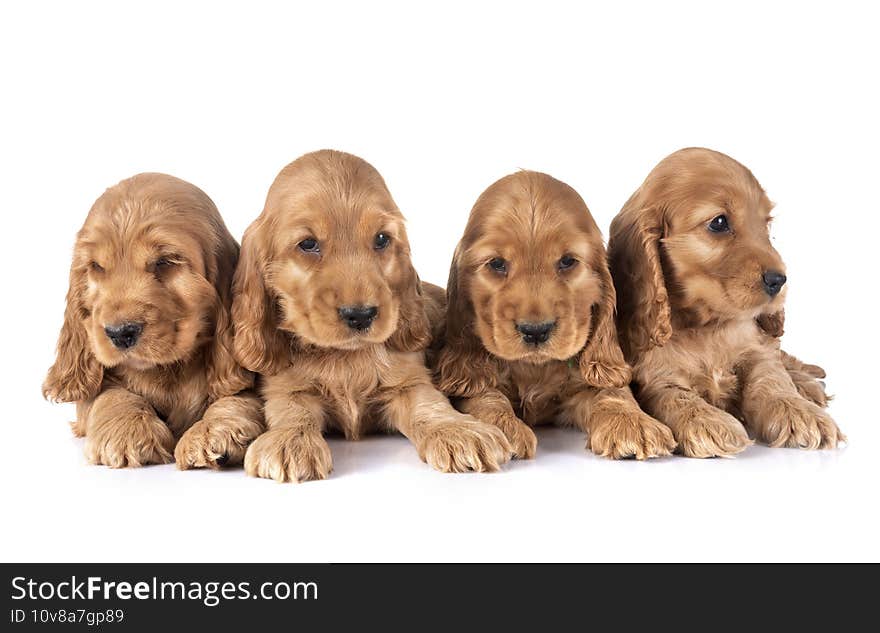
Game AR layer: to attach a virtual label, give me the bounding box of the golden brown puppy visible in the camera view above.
[608,147,844,457]
[232,150,511,482]
[43,174,264,468]
[435,171,675,460]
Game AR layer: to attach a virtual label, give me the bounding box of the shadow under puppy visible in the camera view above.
[434,171,675,460]
[43,173,264,468]
[232,150,511,482]
[608,147,844,457]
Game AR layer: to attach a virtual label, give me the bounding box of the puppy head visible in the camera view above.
[437,171,630,395]
[43,173,250,402]
[609,147,786,356]
[231,150,429,373]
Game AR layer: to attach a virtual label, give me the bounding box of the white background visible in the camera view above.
[1,1,877,562]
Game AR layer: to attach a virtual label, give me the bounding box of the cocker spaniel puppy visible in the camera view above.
[43,173,264,468]
[435,171,676,460]
[232,150,511,482]
[608,147,844,457]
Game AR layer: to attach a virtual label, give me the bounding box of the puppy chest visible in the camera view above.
[693,366,739,410]
[506,363,573,426]
[118,371,207,434]
[319,364,385,439]
[661,327,755,410]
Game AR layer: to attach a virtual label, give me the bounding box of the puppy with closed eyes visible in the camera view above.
[435,171,676,460]
[232,150,511,482]
[43,173,264,468]
[608,147,844,457]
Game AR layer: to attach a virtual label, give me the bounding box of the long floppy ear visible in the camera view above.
[608,206,672,359]
[42,263,103,402]
[230,224,290,375]
[205,237,254,400]
[578,251,632,389]
[386,255,432,352]
[434,244,499,397]
[756,309,785,338]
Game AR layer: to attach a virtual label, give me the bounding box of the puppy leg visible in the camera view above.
[457,390,537,459]
[639,386,752,458]
[243,391,332,483]
[742,350,844,449]
[81,388,175,467]
[383,383,512,473]
[561,386,675,460]
[175,392,265,469]
[781,350,829,408]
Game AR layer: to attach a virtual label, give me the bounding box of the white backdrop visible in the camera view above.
[1,1,877,562]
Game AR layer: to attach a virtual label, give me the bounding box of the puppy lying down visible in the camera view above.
[231,150,512,482]
[44,173,263,468]
[608,148,844,457]
[435,171,676,460]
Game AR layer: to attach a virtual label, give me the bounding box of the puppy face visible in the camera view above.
[437,172,630,394]
[80,205,215,369]
[232,151,430,372]
[658,150,785,319]
[463,173,603,362]
[609,147,788,355]
[44,173,248,402]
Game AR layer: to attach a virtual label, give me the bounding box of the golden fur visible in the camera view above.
[608,148,844,457]
[435,171,676,459]
[232,150,511,482]
[43,173,264,468]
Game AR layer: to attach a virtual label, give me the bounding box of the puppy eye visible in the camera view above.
[487,258,508,274]
[557,255,577,271]
[89,261,104,273]
[298,238,320,253]
[150,256,181,277]
[708,215,730,233]
[374,232,391,250]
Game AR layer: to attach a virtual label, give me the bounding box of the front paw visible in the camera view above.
[85,412,174,468]
[417,417,512,473]
[753,397,845,449]
[244,427,332,483]
[676,409,752,458]
[175,415,264,470]
[589,407,676,460]
[481,412,536,459]
[505,419,538,459]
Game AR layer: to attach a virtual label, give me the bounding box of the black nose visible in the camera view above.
[104,322,144,350]
[762,270,787,297]
[338,305,378,331]
[516,320,556,345]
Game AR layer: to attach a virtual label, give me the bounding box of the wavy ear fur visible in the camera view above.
[608,205,672,360]
[42,262,103,402]
[578,253,632,388]
[386,250,432,353]
[205,235,253,400]
[756,309,785,338]
[434,244,499,397]
[231,223,290,375]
